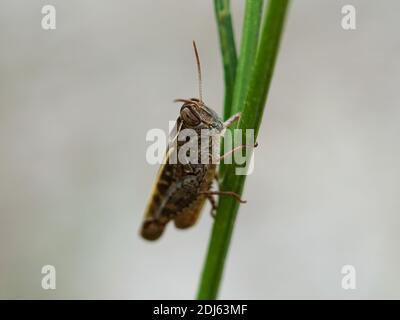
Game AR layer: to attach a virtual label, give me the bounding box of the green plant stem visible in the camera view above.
[197,0,290,300]
[230,0,263,116]
[213,0,238,121]
[219,0,264,179]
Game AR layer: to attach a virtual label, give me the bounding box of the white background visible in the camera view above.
[0,0,399,299]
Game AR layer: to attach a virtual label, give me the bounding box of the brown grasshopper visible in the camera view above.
[141,42,255,241]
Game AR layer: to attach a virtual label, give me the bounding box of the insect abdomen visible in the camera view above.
[141,163,215,240]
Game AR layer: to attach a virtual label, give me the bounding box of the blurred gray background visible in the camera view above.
[0,0,399,299]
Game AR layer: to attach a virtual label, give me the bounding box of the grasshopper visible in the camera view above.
[141,42,255,241]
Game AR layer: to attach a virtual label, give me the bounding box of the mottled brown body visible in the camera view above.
[140,42,247,241]
[141,100,223,241]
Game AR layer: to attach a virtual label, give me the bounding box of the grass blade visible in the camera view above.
[214,0,238,120]
[197,0,291,300]
[219,0,264,178]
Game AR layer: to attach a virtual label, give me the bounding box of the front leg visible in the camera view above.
[213,142,258,163]
[223,112,241,128]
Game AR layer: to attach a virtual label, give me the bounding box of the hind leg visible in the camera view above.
[200,190,247,204]
[173,198,206,229]
[205,193,218,218]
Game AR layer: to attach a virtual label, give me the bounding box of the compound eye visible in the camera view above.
[180,106,200,126]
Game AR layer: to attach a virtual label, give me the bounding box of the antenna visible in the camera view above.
[192,41,203,102]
